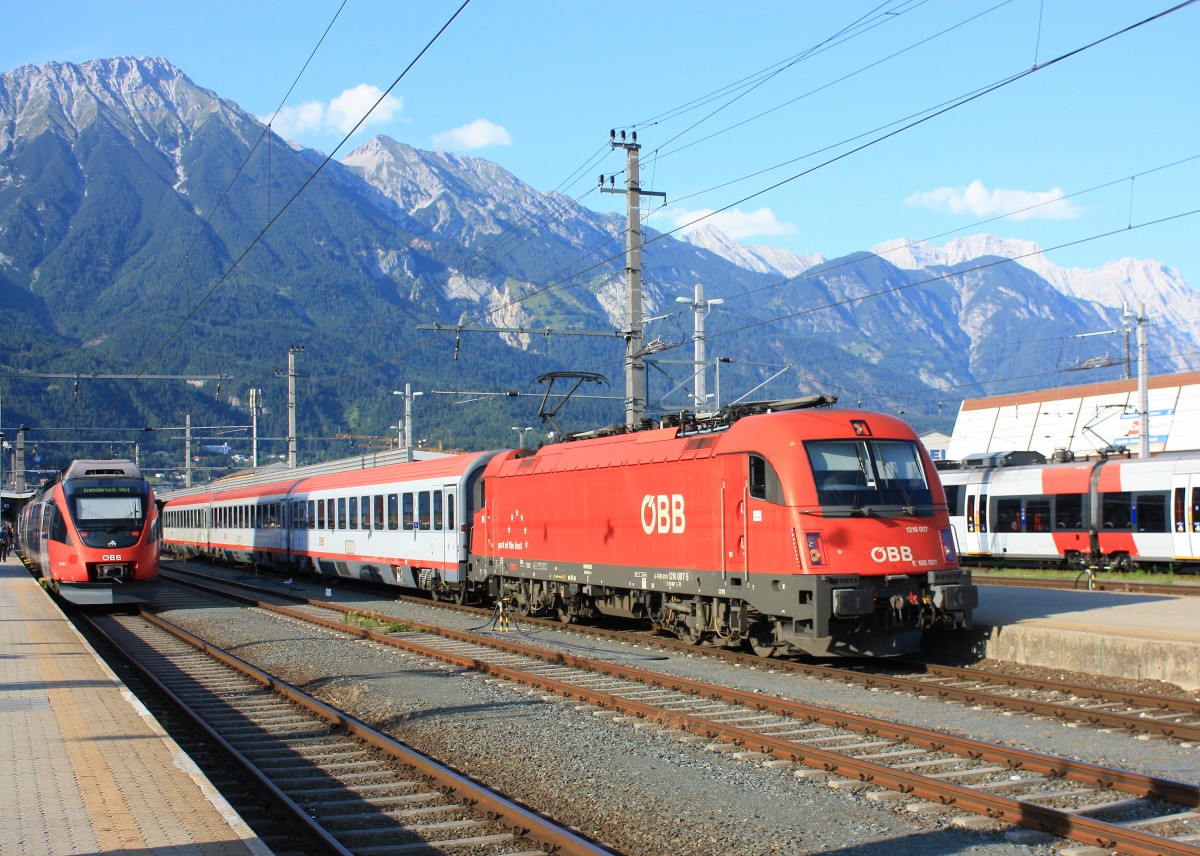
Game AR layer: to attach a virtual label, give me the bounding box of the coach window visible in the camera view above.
[1101,492,1132,529]
[943,484,963,516]
[433,491,443,530]
[1026,498,1050,532]
[46,503,68,544]
[374,495,385,530]
[361,495,371,529]
[388,494,399,530]
[1135,493,1167,533]
[317,500,326,530]
[418,491,431,530]
[1054,494,1084,530]
[402,493,414,531]
[348,497,358,529]
[337,497,347,530]
[1191,487,1200,532]
[996,498,1022,532]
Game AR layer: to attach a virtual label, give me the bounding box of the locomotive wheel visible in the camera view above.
[678,621,705,646]
[452,586,467,606]
[749,624,780,658]
[750,640,780,658]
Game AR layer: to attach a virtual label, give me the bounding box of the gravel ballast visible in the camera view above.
[152,571,1198,855]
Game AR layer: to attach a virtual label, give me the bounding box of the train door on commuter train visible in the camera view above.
[962,486,989,556]
[1171,475,1200,561]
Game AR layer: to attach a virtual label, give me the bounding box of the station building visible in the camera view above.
[939,370,1200,464]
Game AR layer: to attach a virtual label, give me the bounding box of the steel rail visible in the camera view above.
[137,606,614,856]
[162,563,1200,740]
[74,610,352,855]
[162,571,1200,856]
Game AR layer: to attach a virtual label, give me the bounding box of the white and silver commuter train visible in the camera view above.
[940,450,1200,571]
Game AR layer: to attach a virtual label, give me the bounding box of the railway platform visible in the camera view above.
[0,555,267,855]
[969,583,1200,691]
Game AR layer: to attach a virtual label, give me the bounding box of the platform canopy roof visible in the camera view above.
[946,371,1200,463]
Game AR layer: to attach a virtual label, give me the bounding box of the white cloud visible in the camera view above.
[264,84,403,140]
[431,119,512,151]
[652,206,796,240]
[905,180,1080,221]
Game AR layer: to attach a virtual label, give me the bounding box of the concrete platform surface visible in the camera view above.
[972,583,1200,690]
[0,557,268,855]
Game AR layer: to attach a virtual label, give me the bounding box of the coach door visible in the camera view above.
[1171,475,1200,561]
[436,485,456,570]
[961,486,990,557]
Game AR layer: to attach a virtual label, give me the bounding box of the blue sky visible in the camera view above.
[6,0,1199,286]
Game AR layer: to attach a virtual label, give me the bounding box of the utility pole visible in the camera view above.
[249,388,261,467]
[676,284,723,409]
[14,425,27,493]
[276,346,304,468]
[602,130,666,428]
[182,409,192,488]
[392,384,423,462]
[1126,303,1150,459]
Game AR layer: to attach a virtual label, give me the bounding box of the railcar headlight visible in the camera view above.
[940,528,957,562]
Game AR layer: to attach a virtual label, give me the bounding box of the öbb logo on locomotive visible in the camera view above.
[870,545,913,563]
[640,494,685,534]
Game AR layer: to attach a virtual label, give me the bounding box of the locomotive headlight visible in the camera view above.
[939,528,958,562]
[805,532,826,567]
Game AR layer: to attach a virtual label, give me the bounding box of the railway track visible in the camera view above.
[974,574,1200,597]
[158,565,1200,855]
[73,600,610,856]
[163,561,1200,743]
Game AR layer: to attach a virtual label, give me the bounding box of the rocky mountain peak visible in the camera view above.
[0,57,237,156]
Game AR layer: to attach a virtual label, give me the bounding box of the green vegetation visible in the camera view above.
[342,610,414,634]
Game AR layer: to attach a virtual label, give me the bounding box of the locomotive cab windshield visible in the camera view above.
[806,439,935,517]
[66,481,149,548]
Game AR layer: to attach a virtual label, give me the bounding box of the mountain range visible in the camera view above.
[0,57,1193,476]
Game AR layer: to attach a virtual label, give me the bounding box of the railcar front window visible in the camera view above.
[805,439,934,516]
[66,482,148,547]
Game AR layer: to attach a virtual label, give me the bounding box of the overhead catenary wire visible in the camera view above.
[141,0,351,377]
[637,0,1012,176]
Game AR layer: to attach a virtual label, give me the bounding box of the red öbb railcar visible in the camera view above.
[471,400,972,656]
[161,398,975,656]
[18,459,160,606]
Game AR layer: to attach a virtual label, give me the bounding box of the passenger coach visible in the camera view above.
[161,452,501,594]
